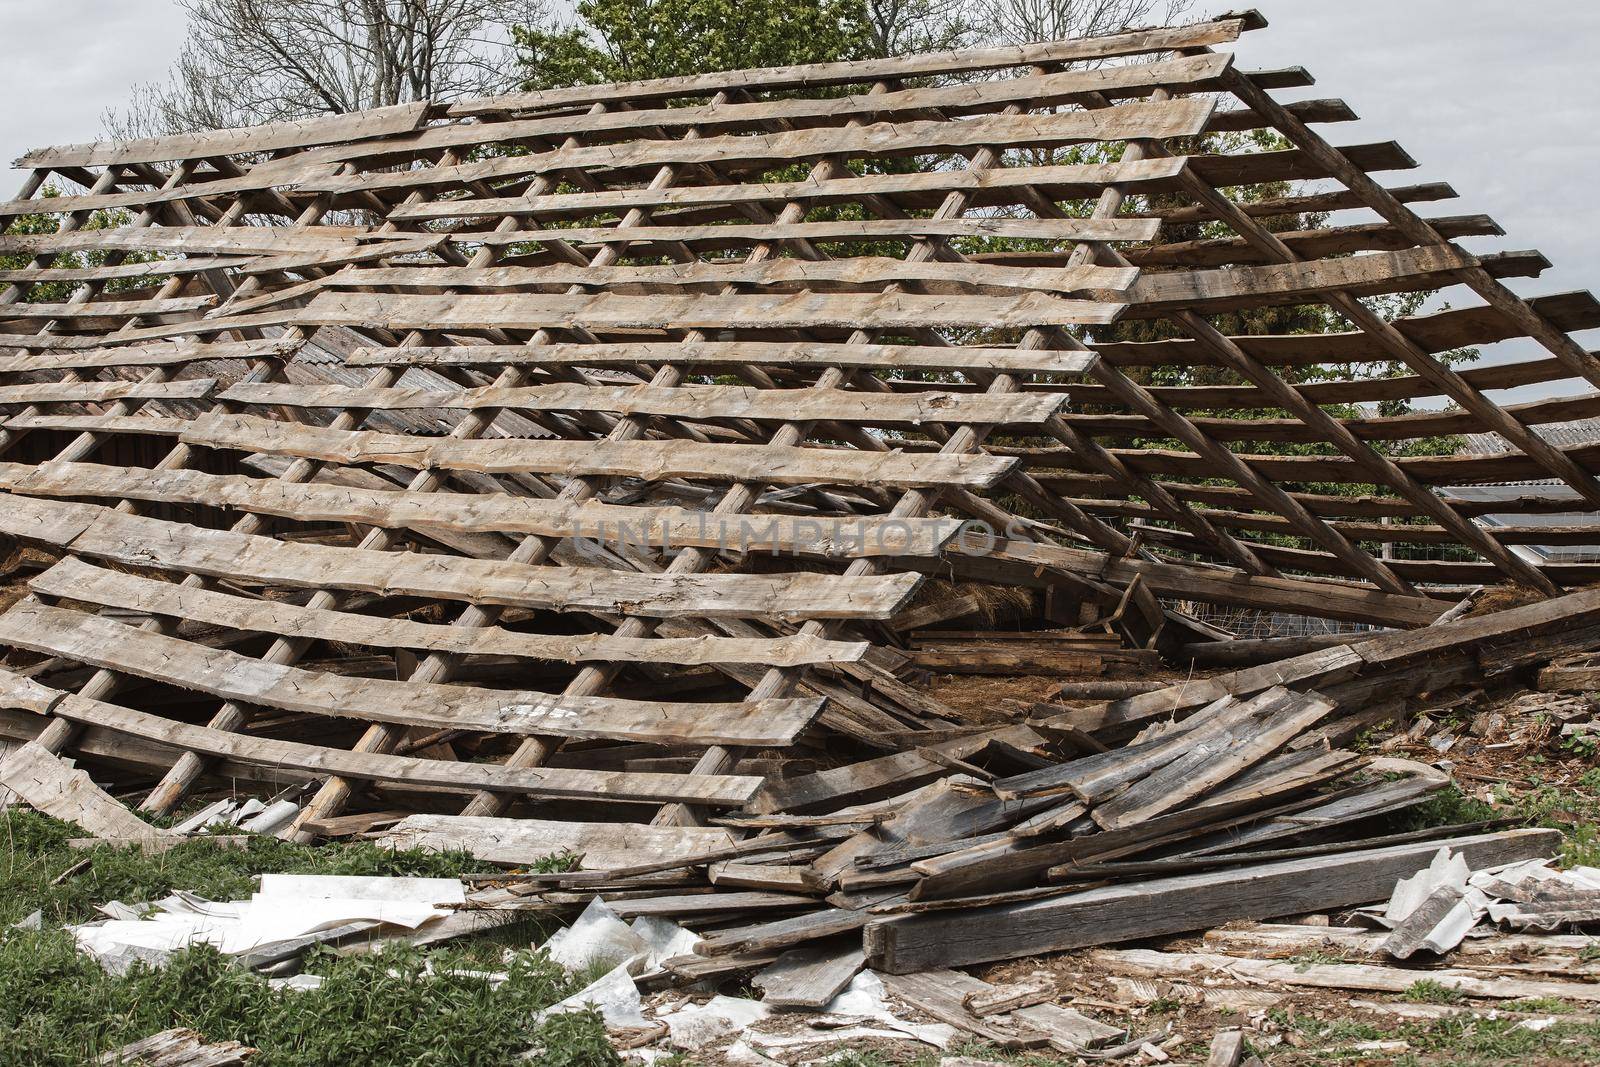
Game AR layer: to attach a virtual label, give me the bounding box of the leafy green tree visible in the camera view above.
[514,0,875,88]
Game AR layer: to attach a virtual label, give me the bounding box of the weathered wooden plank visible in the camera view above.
[385,157,1189,223]
[0,461,958,559]
[0,670,763,805]
[0,295,215,321]
[1124,245,1479,312]
[294,102,1215,190]
[0,256,252,283]
[0,226,401,256]
[345,341,1096,376]
[865,829,1563,972]
[0,493,923,620]
[458,18,1247,110]
[422,53,1235,143]
[325,259,1139,296]
[288,289,1129,332]
[178,412,1018,489]
[0,380,216,406]
[374,813,734,869]
[94,1027,255,1067]
[753,944,868,1009]
[0,339,295,374]
[0,600,824,746]
[17,101,430,168]
[1089,690,1334,829]
[453,216,1160,252]
[29,558,868,667]
[0,740,171,840]
[217,380,1071,425]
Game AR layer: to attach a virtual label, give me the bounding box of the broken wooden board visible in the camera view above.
[0,741,170,841]
[864,829,1562,972]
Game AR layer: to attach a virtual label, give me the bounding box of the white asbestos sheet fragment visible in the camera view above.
[818,971,958,1048]
[67,877,460,972]
[659,995,770,1051]
[631,915,700,974]
[257,874,465,905]
[542,897,649,972]
[1384,848,1471,927]
[534,961,649,1029]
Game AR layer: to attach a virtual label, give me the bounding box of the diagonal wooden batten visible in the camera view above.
[1039,85,1414,592]
[1106,89,1569,589]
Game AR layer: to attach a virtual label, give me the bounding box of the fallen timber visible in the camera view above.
[3,9,1600,1024]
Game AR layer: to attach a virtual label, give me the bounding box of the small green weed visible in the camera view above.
[1403,979,1466,1004]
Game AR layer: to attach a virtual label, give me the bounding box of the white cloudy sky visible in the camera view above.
[0,0,1595,399]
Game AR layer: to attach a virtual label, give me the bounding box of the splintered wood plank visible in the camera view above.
[94,1027,256,1066]
[374,814,734,869]
[0,601,824,746]
[0,380,216,405]
[327,259,1139,296]
[0,494,922,620]
[287,289,1129,332]
[29,558,869,667]
[0,461,961,558]
[1088,690,1335,829]
[345,341,1096,376]
[177,412,1018,489]
[864,829,1563,973]
[0,740,170,840]
[876,970,1051,1048]
[752,944,866,1009]
[0,670,763,806]
[217,380,1071,425]
[18,101,429,167]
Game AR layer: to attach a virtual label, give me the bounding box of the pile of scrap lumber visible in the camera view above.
[3,7,1600,1032]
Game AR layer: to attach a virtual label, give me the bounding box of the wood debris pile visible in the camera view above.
[1,8,1600,1042]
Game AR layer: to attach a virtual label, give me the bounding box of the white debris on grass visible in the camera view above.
[68,875,463,973]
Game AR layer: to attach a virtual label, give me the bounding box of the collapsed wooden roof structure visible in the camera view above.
[1,9,1598,989]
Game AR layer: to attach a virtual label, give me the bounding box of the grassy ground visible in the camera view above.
[0,808,618,1067]
[4,689,1597,1066]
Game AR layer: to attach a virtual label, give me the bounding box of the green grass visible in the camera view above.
[1290,1012,1600,1065]
[0,809,611,1066]
[1403,979,1467,1004]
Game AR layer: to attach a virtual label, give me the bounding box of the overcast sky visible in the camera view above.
[1,0,1595,399]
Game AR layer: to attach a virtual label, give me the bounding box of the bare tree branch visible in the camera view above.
[105,0,550,138]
